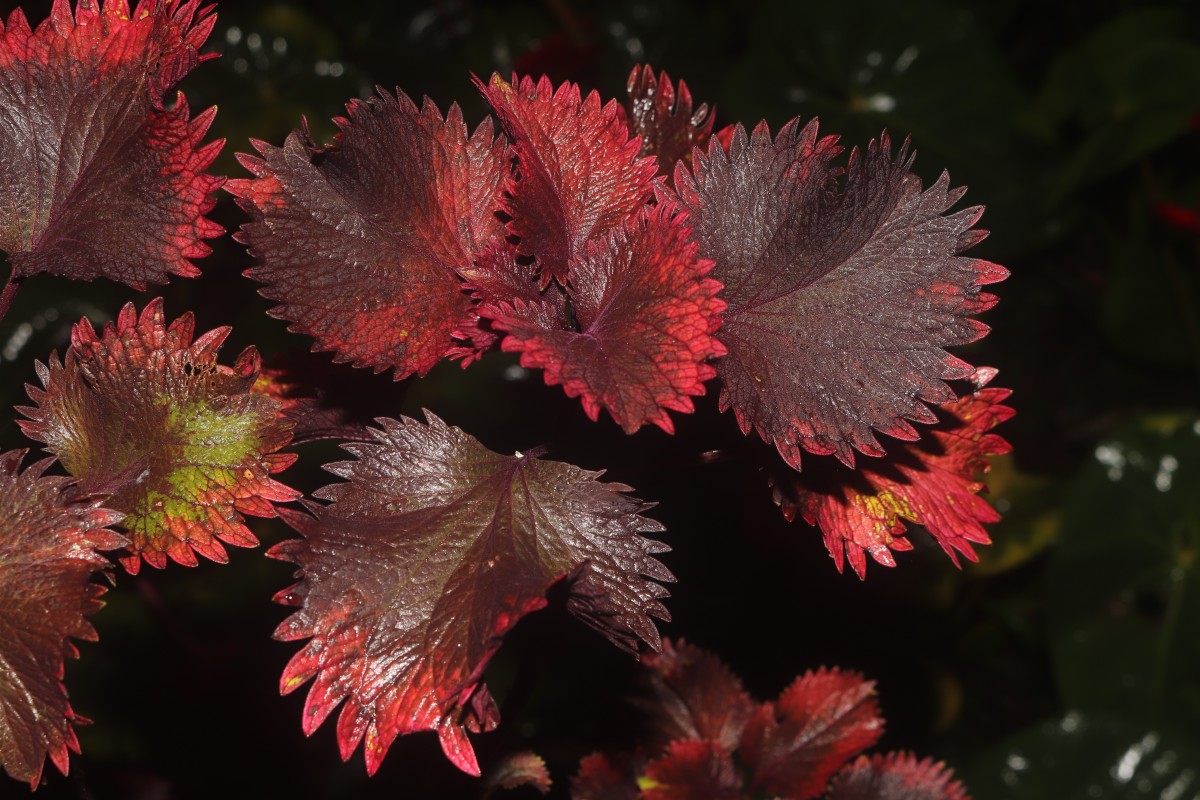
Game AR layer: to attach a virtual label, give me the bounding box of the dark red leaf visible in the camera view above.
[485,205,725,433]
[827,753,970,800]
[641,740,745,800]
[18,299,299,573]
[476,72,658,286]
[486,751,552,795]
[571,753,640,800]
[625,65,714,180]
[639,638,755,752]
[0,0,222,298]
[769,368,1013,578]
[270,413,671,776]
[739,668,883,799]
[673,119,1006,468]
[1152,201,1200,235]
[0,450,125,788]
[229,90,506,379]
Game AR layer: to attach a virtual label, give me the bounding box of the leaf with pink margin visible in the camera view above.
[230,90,506,379]
[485,205,726,434]
[827,752,971,800]
[18,298,299,573]
[477,72,658,286]
[0,450,125,788]
[0,0,222,308]
[768,368,1013,578]
[270,412,672,777]
[624,65,715,180]
[673,119,1007,468]
[739,667,883,799]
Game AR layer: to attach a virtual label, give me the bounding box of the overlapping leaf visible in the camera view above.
[673,119,1007,468]
[639,638,755,752]
[826,753,970,800]
[740,668,883,799]
[0,0,223,308]
[270,413,671,776]
[230,91,506,379]
[0,450,124,788]
[641,740,744,800]
[769,369,1013,578]
[477,73,659,286]
[18,298,299,573]
[624,65,715,180]
[485,205,726,433]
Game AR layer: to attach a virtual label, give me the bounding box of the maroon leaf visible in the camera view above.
[477,72,658,286]
[0,0,222,310]
[769,368,1013,577]
[270,413,672,776]
[639,638,755,752]
[229,90,506,379]
[641,740,745,800]
[485,205,726,433]
[827,753,971,800]
[624,65,714,181]
[739,668,883,799]
[571,753,640,800]
[18,299,299,573]
[0,450,125,788]
[486,751,552,796]
[673,119,1007,468]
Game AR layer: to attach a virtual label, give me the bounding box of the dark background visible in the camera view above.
[1,0,1199,797]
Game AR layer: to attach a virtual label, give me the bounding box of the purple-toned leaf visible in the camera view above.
[639,638,755,752]
[230,90,506,379]
[673,119,1007,468]
[0,0,222,305]
[0,450,125,788]
[827,752,971,800]
[270,413,671,776]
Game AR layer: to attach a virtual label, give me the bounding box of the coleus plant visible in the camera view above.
[0,0,1010,791]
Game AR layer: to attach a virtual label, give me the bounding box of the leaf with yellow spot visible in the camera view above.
[18,298,300,573]
[768,368,1013,577]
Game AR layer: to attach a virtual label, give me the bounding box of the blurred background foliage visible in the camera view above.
[1,0,1199,797]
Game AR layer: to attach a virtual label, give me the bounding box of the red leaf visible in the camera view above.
[639,639,755,752]
[486,751,552,796]
[827,753,971,800]
[486,205,726,433]
[769,369,1013,578]
[641,740,745,800]
[0,0,222,296]
[270,413,671,776]
[477,72,658,286]
[0,450,125,788]
[739,668,883,800]
[673,120,1006,468]
[572,753,640,800]
[230,90,506,379]
[18,299,299,573]
[625,66,715,181]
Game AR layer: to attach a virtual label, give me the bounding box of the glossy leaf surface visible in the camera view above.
[231,91,506,379]
[0,0,222,295]
[674,119,1005,468]
[624,65,714,180]
[271,413,671,776]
